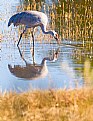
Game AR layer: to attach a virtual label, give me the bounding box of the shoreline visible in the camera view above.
[0,87,93,121]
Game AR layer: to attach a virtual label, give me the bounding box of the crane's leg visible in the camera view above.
[17,46,27,65]
[31,31,35,64]
[17,27,27,46]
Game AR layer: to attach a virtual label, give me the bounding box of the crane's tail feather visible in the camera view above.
[8,21,11,27]
[8,16,14,27]
[8,13,20,27]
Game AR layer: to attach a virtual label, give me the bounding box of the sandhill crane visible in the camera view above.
[8,11,59,47]
[8,46,59,80]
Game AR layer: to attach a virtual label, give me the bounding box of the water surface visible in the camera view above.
[0,0,93,92]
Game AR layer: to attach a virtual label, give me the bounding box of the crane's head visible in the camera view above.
[52,31,60,44]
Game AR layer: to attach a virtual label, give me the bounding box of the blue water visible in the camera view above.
[0,0,89,92]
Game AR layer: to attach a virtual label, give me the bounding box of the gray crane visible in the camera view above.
[8,10,59,47]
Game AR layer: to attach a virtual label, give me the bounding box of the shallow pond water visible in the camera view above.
[0,0,93,92]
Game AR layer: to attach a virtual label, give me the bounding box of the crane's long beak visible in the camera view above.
[54,37,60,44]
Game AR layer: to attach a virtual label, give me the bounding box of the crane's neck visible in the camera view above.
[41,56,55,66]
[41,25,53,36]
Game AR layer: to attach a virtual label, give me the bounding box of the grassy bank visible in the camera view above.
[0,88,93,121]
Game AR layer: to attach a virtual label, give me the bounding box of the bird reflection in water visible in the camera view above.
[8,47,59,80]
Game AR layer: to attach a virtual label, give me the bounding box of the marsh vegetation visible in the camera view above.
[0,0,93,120]
[0,88,93,121]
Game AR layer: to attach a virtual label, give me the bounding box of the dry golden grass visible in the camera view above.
[0,88,93,121]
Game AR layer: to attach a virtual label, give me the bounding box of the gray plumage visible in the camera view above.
[8,11,48,28]
[8,11,59,46]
